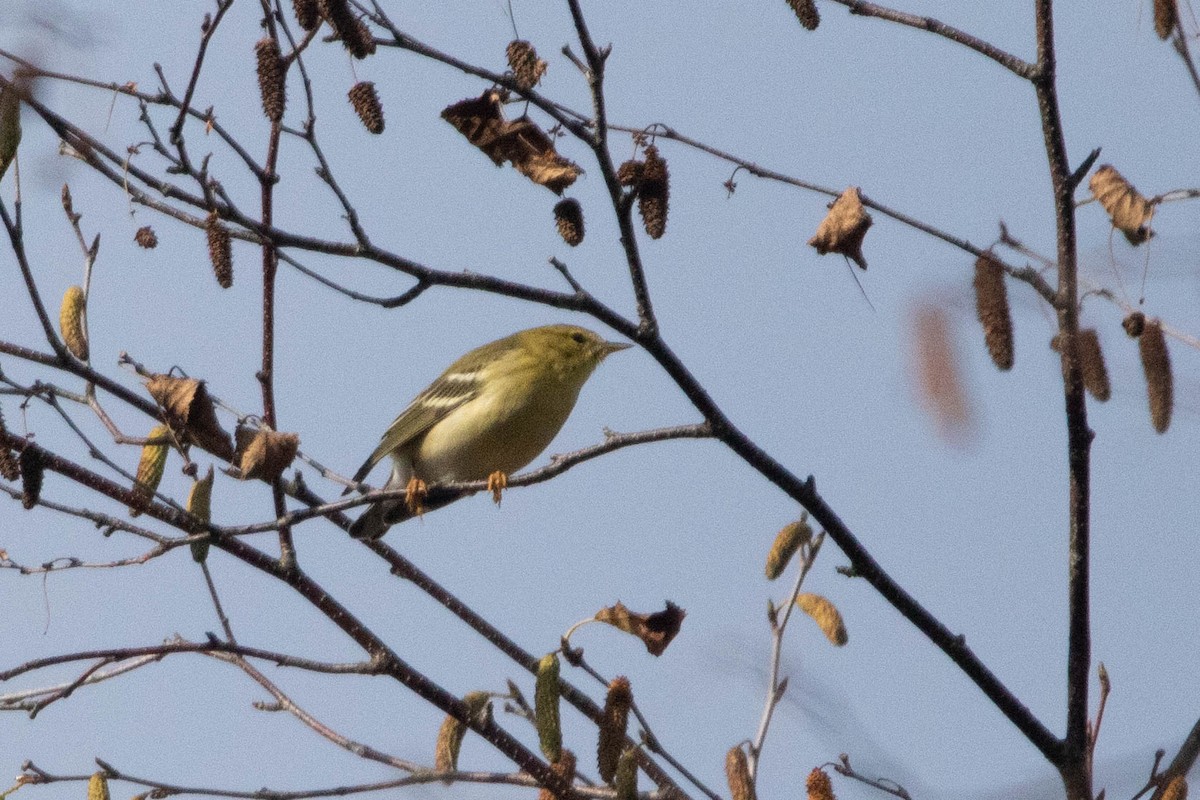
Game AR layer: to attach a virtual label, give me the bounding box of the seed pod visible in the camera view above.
[1089,165,1154,245]
[348,81,384,134]
[597,676,632,783]
[765,517,812,580]
[1123,311,1146,338]
[806,767,836,800]
[130,424,171,517]
[1160,775,1188,800]
[0,404,18,482]
[534,652,562,761]
[319,0,375,58]
[616,159,644,188]
[613,748,638,800]
[187,465,215,562]
[1155,0,1178,40]
[1077,329,1110,402]
[554,198,584,246]
[292,0,320,31]
[506,40,547,90]
[725,745,756,800]
[638,145,669,240]
[972,252,1014,371]
[59,285,88,361]
[88,772,111,800]
[255,38,286,123]
[19,445,43,509]
[1139,319,1173,433]
[0,78,20,182]
[796,593,849,646]
[537,749,577,800]
[787,0,820,30]
[808,186,872,270]
[206,211,233,289]
[134,225,158,249]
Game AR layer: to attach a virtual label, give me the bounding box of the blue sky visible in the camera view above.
[1,2,1197,799]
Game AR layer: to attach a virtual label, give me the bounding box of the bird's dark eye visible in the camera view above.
[570,332,587,344]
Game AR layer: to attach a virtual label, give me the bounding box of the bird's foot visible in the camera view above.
[405,476,428,517]
[487,470,508,506]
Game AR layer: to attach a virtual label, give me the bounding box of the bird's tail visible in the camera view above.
[347,461,415,539]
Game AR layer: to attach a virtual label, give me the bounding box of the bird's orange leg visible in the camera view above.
[487,471,508,506]
[405,476,428,517]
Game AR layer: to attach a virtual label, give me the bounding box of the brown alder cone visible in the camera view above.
[725,745,756,800]
[1155,0,1178,40]
[537,749,577,800]
[348,81,384,134]
[255,38,286,123]
[638,144,669,239]
[806,767,836,800]
[205,211,233,288]
[292,0,319,31]
[19,445,43,509]
[788,0,820,30]
[134,225,158,248]
[616,159,644,187]
[318,0,375,58]
[597,676,632,783]
[0,404,18,481]
[506,39,547,90]
[554,198,584,246]
[1138,319,1173,433]
[972,252,1014,371]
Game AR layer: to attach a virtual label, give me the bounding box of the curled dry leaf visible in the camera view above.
[233,427,300,481]
[594,600,686,656]
[808,187,872,270]
[795,593,848,646]
[806,767,836,800]
[130,424,171,517]
[725,745,756,800]
[765,517,812,580]
[537,749,577,800]
[1089,165,1154,245]
[597,676,632,784]
[535,653,563,762]
[144,373,235,460]
[441,91,581,194]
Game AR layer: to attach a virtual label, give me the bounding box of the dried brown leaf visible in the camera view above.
[1090,165,1154,245]
[233,428,300,481]
[594,600,686,656]
[808,187,872,269]
[144,374,235,460]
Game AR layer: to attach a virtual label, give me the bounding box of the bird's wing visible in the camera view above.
[349,370,483,486]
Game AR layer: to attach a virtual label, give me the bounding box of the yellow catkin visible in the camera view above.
[187,465,215,562]
[205,212,233,289]
[535,653,562,761]
[597,676,632,783]
[1155,0,1178,40]
[554,198,585,247]
[134,225,158,248]
[19,446,43,509]
[806,767,836,800]
[88,773,110,800]
[613,748,638,800]
[725,745,756,800]
[1077,329,1111,402]
[348,81,384,134]
[796,593,849,646]
[787,0,820,30]
[972,252,1014,371]
[1139,319,1173,434]
[130,424,171,517]
[255,38,286,123]
[0,78,20,182]
[59,285,88,361]
[1161,775,1188,800]
[537,749,577,800]
[764,518,812,580]
[434,691,490,782]
[638,145,670,240]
